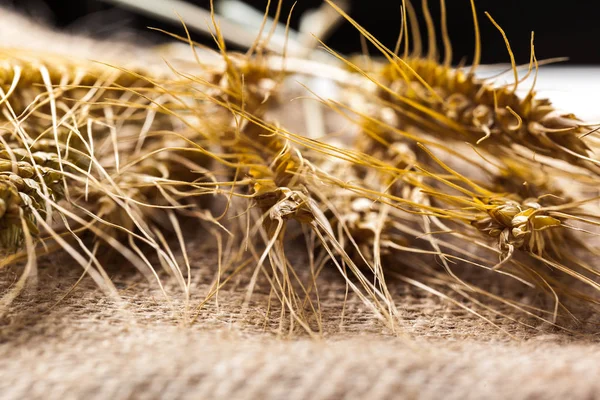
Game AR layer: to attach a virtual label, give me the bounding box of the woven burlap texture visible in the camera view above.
[2,251,600,400]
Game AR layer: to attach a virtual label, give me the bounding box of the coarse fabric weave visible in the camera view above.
[1,256,598,400]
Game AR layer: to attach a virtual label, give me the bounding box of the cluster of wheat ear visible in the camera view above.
[2,0,600,335]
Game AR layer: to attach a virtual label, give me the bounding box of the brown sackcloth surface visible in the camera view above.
[2,244,600,400]
[2,9,600,400]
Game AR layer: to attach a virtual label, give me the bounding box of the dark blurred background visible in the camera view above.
[2,0,597,65]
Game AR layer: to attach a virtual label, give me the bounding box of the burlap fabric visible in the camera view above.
[2,10,600,400]
[2,249,600,400]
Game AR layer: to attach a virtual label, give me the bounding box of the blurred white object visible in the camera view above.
[99,0,347,59]
[478,64,600,121]
[529,67,600,121]
[101,0,307,54]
